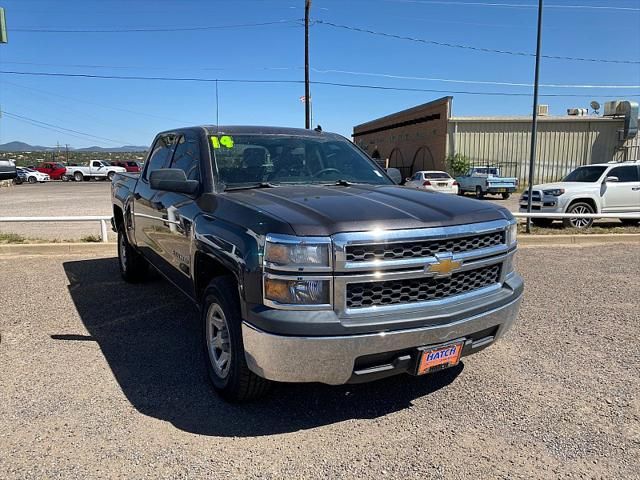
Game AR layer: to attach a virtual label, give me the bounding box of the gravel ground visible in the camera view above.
[1,245,639,479]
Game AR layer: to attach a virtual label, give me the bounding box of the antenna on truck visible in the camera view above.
[215,79,219,134]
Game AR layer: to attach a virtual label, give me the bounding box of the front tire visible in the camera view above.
[28,176,37,184]
[563,202,594,229]
[202,276,270,402]
[107,171,115,181]
[475,186,484,199]
[117,229,148,282]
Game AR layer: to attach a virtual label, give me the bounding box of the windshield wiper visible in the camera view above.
[224,182,278,192]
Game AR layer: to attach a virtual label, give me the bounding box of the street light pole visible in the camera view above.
[304,0,312,129]
[526,0,544,234]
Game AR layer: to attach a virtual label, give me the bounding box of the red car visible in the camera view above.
[110,161,141,173]
[36,162,68,180]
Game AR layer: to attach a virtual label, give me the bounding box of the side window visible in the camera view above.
[92,161,101,168]
[412,172,421,181]
[145,134,177,180]
[170,134,201,182]
[609,166,639,183]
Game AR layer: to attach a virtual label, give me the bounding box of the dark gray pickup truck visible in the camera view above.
[111,125,523,402]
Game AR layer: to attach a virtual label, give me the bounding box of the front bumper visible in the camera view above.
[242,291,522,385]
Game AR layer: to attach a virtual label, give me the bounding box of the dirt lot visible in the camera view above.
[1,244,639,479]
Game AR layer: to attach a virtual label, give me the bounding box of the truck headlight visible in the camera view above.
[506,222,518,246]
[264,276,331,307]
[264,234,331,271]
[543,188,565,196]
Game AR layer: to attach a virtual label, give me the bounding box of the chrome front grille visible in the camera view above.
[346,264,501,309]
[332,219,515,316]
[345,231,504,263]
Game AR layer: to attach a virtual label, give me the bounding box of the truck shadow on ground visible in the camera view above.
[61,257,463,437]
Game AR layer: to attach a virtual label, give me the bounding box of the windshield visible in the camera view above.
[562,166,607,182]
[210,134,392,189]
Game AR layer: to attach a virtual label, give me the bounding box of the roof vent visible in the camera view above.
[537,104,549,116]
[567,108,588,116]
[604,101,621,117]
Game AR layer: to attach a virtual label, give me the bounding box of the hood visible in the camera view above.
[532,182,597,192]
[224,184,511,236]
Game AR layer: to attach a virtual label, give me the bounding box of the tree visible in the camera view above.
[447,153,471,176]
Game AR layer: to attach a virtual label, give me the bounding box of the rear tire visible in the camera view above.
[118,229,148,282]
[202,276,271,402]
[475,186,484,199]
[563,202,594,229]
[74,172,83,182]
[61,175,69,182]
[107,171,115,181]
[501,192,511,200]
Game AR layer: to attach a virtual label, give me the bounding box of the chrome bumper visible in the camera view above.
[242,293,523,385]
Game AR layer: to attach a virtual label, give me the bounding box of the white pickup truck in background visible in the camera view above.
[457,167,518,199]
[65,160,126,182]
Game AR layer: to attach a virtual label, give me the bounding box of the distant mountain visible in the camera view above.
[0,141,52,152]
[75,145,148,152]
[0,141,147,152]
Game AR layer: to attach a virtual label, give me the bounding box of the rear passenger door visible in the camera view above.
[602,165,640,212]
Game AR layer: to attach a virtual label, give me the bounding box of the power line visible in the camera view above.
[311,68,640,89]
[0,69,638,97]
[1,111,131,145]
[12,19,302,33]
[383,0,640,11]
[313,20,640,65]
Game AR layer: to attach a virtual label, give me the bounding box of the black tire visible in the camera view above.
[501,192,511,200]
[61,175,69,182]
[107,171,115,181]
[563,202,594,229]
[28,176,37,184]
[117,229,148,282]
[531,218,554,228]
[74,171,83,182]
[620,218,640,226]
[202,276,271,402]
[475,186,484,199]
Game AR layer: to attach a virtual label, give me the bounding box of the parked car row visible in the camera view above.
[404,167,517,199]
[9,160,142,185]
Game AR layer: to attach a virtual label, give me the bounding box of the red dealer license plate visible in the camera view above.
[417,342,463,375]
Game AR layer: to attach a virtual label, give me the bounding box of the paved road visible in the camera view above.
[1,245,638,479]
[0,182,519,241]
[0,182,113,241]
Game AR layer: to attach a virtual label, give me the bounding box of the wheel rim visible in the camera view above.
[75,173,82,181]
[569,205,592,228]
[118,234,127,271]
[206,303,231,379]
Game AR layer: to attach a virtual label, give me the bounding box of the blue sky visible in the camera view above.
[0,0,638,148]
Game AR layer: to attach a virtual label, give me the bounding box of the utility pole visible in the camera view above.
[0,8,7,147]
[304,0,311,129]
[526,0,543,234]
[65,144,69,164]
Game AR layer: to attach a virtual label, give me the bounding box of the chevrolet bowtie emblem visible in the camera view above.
[427,257,462,276]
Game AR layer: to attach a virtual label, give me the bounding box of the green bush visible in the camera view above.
[447,153,471,176]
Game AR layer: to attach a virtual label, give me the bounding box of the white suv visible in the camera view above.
[519,161,640,228]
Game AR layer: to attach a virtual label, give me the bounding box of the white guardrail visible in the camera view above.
[0,216,112,243]
[0,212,638,245]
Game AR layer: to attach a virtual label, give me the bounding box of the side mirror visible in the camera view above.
[386,168,403,185]
[604,176,619,183]
[150,168,199,194]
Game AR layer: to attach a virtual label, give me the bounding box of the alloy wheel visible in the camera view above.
[206,303,231,379]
